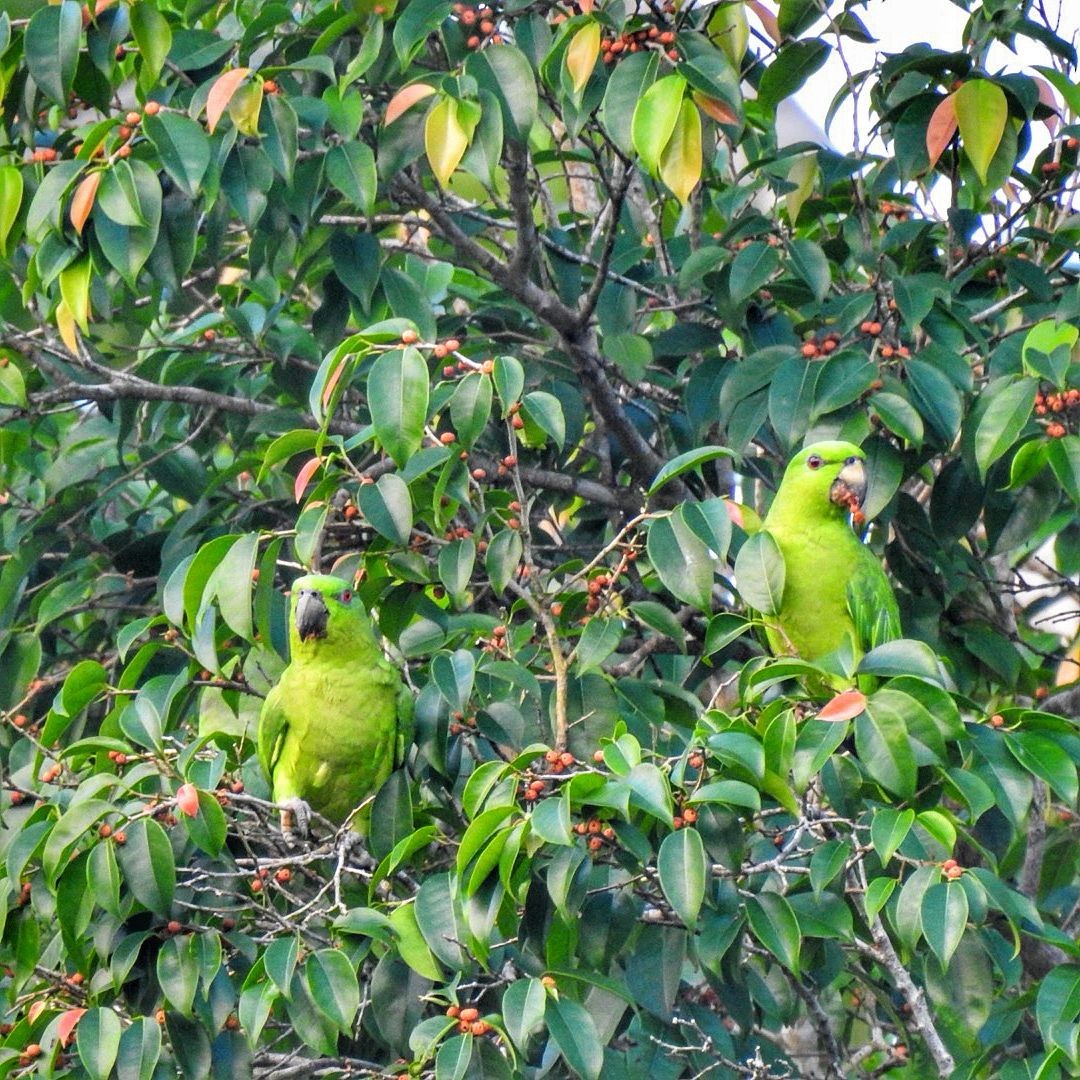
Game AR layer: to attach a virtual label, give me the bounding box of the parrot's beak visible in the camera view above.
[830,459,867,511]
[294,590,329,642]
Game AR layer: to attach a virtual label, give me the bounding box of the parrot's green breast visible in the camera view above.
[256,574,412,833]
[758,441,900,665]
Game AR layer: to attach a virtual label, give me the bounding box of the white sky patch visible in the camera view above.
[770,0,1080,157]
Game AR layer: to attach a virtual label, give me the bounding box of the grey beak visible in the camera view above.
[831,459,867,509]
[294,590,329,641]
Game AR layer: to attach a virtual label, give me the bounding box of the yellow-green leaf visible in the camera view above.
[709,1,749,69]
[425,96,470,186]
[55,298,79,353]
[228,80,264,137]
[59,257,92,333]
[785,151,816,224]
[564,21,601,96]
[0,166,24,254]
[954,80,1007,184]
[658,97,701,205]
[632,74,686,177]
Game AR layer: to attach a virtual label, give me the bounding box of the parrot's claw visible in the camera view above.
[280,798,313,846]
[338,830,376,871]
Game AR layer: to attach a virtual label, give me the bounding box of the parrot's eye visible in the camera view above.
[807,455,824,470]
[845,455,858,466]
[340,590,352,603]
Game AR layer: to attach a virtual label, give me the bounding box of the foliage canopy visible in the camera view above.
[0,0,1078,1076]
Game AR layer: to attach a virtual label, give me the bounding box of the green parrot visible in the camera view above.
[257,574,412,840]
[758,440,900,665]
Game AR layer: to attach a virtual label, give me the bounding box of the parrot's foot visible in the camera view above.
[280,798,313,846]
[338,830,376,871]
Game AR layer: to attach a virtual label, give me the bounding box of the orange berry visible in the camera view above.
[550,602,563,616]
[166,920,183,934]
[672,816,683,829]
[511,415,525,429]
[941,858,957,871]
[275,867,291,883]
[481,359,494,374]
[801,343,818,358]
[144,101,161,116]
[401,329,419,344]
[263,79,278,94]
[446,1005,460,1017]
[117,124,132,139]
[113,831,126,844]
[117,144,132,158]
[541,975,556,988]
[459,1007,479,1023]
[593,749,604,763]
[126,110,141,126]
[251,878,263,892]
[99,823,112,838]
[587,836,603,850]
[682,807,697,823]
[440,431,456,444]
[471,468,486,480]
[559,752,574,767]
[467,34,481,47]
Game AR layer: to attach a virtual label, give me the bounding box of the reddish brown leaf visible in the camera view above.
[1033,77,1060,134]
[385,82,436,127]
[925,93,958,172]
[817,689,867,723]
[692,91,739,127]
[294,456,322,503]
[70,171,101,235]
[746,0,780,44]
[206,68,251,134]
[57,1008,86,1049]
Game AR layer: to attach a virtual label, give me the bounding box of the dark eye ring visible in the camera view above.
[807,455,823,470]
[845,455,858,466]
[340,590,352,603]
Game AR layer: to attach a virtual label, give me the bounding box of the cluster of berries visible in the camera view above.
[573,816,616,852]
[445,1005,494,1036]
[601,25,678,63]
[800,333,841,359]
[584,571,615,613]
[1034,386,1078,438]
[940,858,963,880]
[453,2,503,48]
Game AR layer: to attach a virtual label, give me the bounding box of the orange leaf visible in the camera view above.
[692,91,738,127]
[27,1000,47,1025]
[385,82,436,126]
[746,0,780,44]
[206,68,251,134]
[817,688,867,723]
[70,171,101,235]
[925,93,958,172]
[1033,76,1060,134]
[321,358,347,408]
[176,783,199,817]
[58,1008,87,1049]
[294,456,322,503]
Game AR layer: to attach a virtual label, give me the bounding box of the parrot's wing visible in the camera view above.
[846,552,901,653]
[257,681,289,783]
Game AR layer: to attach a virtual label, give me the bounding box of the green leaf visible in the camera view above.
[809,839,851,898]
[485,528,522,596]
[856,699,917,798]
[130,2,171,96]
[1036,966,1080,1050]
[954,79,1008,183]
[657,827,707,929]
[502,977,547,1051]
[115,818,176,916]
[438,538,475,601]
[25,1,81,105]
[358,473,413,546]
[393,0,449,69]
[787,238,831,301]
[870,807,914,866]
[492,354,524,415]
[115,1016,162,1080]
[76,1007,123,1080]
[734,530,785,615]
[465,44,538,142]
[449,373,492,448]
[0,166,24,254]
[326,142,378,214]
[631,74,686,176]
[546,996,603,1080]
[0,358,27,408]
[368,347,430,466]
[729,241,781,303]
[431,648,475,712]
[627,763,673,825]
[647,509,716,610]
[974,376,1037,479]
[758,39,830,109]
[922,881,969,969]
[1047,436,1080,505]
[648,446,736,496]
[157,936,198,1016]
[864,876,896,922]
[1005,732,1078,805]
[520,391,565,449]
[745,893,801,974]
[143,112,210,199]
[575,617,622,674]
[306,949,360,1032]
